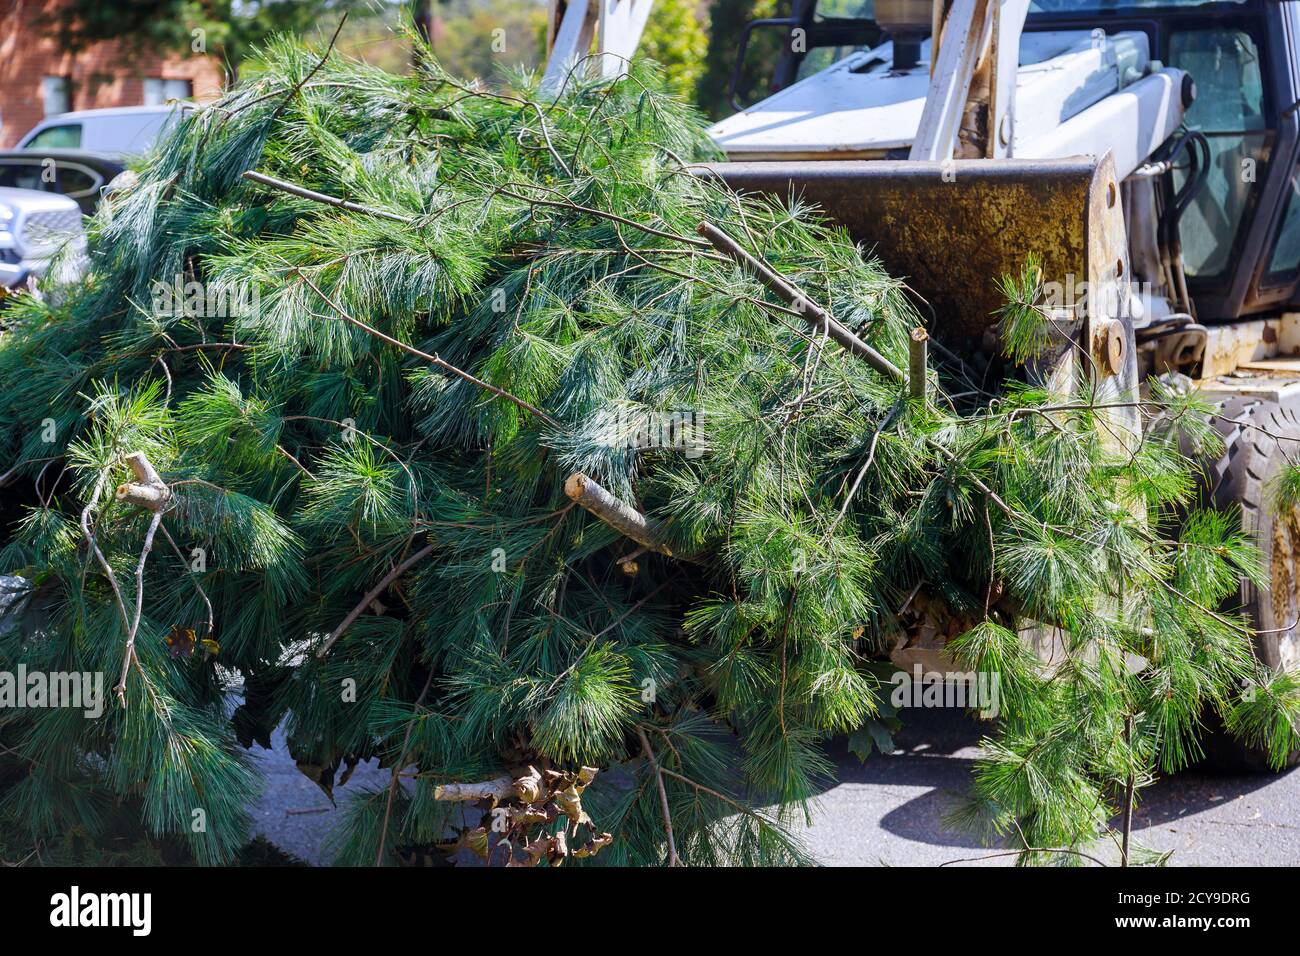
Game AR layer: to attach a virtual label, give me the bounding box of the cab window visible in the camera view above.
[0,163,44,192]
[1268,176,1300,276]
[1168,28,1268,279]
[24,124,82,150]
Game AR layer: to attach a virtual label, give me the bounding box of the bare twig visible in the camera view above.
[376,668,436,865]
[0,456,56,489]
[637,727,681,867]
[108,453,172,704]
[830,401,903,534]
[1121,713,1135,868]
[940,846,1109,867]
[79,474,133,636]
[158,523,214,639]
[656,766,778,826]
[115,509,164,705]
[316,543,436,659]
[292,266,560,427]
[488,181,711,249]
[269,13,349,122]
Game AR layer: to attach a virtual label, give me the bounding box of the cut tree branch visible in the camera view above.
[433,776,516,802]
[909,327,930,405]
[697,221,904,383]
[564,472,675,556]
[242,170,413,224]
[114,452,171,513]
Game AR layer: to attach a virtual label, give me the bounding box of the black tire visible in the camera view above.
[1191,395,1300,770]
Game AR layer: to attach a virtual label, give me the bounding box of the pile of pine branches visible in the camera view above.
[0,36,1297,867]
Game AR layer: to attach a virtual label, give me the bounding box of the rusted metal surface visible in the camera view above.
[1198,317,1300,379]
[1094,318,1126,377]
[701,158,1106,338]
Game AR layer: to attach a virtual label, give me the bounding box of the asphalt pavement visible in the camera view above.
[247,708,1300,866]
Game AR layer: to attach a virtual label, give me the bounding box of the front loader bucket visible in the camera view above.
[700,156,1130,345]
[699,154,1140,448]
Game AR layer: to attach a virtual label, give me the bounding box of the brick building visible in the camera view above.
[0,0,224,147]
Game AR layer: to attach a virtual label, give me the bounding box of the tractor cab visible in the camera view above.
[723,0,1300,326]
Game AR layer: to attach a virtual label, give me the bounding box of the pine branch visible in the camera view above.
[292,265,561,427]
[268,12,349,122]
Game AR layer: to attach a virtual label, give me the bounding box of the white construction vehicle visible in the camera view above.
[546,0,1300,765]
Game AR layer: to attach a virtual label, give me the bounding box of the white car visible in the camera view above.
[17,105,187,159]
[0,187,87,288]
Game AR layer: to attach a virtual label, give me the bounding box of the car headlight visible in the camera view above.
[0,204,13,226]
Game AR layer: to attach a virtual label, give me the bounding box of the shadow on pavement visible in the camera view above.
[815,707,992,850]
[817,706,1294,853]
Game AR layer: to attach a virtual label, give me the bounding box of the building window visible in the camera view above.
[143,78,193,106]
[42,76,71,116]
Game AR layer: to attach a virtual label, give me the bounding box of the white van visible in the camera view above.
[16,105,187,159]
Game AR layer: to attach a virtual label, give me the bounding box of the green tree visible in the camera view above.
[49,0,381,81]
[696,0,782,118]
[638,0,710,100]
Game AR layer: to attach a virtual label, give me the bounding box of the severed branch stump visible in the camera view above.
[115,452,171,513]
[433,776,517,803]
[909,327,930,406]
